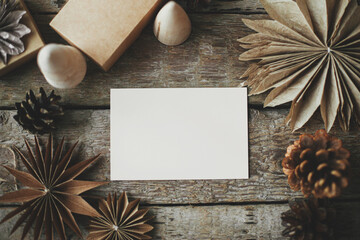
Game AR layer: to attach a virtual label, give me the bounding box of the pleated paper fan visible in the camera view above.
[238,0,360,132]
[88,192,154,240]
[0,135,107,240]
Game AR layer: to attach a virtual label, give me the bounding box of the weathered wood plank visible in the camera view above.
[1,201,359,240]
[0,146,17,197]
[0,14,268,108]
[199,0,264,13]
[24,0,265,14]
[0,109,359,204]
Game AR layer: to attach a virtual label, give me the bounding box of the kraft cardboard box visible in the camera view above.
[50,0,163,71]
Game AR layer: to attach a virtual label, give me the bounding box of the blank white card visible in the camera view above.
[110,88,248,180]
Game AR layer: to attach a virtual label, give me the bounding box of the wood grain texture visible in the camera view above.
[0,109,359,205]
[0,14,269,108]
[1,201,359,240]
[1,0,359,238]
[199,0,264,13]
[0,145,17,197]
[23,0,265,14]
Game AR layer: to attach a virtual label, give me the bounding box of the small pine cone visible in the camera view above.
[13,87,64,134]
[282,130,350,198]
[281,198,336,240]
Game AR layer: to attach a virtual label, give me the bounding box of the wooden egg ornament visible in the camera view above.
[154,1,191,46]
[37,44,87,89]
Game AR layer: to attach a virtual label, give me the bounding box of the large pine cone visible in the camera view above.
[281,198,336,240]
[13,88,64,134]
[282,130,350,198]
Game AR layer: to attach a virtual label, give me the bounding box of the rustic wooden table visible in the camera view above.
[0,0,359,239]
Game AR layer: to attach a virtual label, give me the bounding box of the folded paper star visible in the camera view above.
[0,135,107,240]
[239,0,360,132]
[88,192,154,240]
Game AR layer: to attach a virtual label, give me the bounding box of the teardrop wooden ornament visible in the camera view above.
[154,1,192,46]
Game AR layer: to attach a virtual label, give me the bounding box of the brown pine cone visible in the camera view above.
[13,87,64,134]
[281,198,336,240]
[282,130,350,198]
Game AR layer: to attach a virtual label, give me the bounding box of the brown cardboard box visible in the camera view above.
[50,0,163,71]
[0,0,45,76]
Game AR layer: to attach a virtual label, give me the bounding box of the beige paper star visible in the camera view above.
[239,0,360,132]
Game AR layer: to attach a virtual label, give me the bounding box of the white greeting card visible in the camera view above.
[110,88,249,180]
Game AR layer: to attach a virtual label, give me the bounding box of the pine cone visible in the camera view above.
[282,130,350,198]
[13,87,64,134]
[281,198,336,240]
[0,0,31,64]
